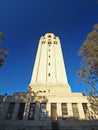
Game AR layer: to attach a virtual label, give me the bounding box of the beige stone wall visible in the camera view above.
[0,92,98,130]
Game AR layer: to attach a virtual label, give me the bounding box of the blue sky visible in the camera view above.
[0,0,98,95]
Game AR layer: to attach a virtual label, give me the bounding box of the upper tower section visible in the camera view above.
[30,33,70,87]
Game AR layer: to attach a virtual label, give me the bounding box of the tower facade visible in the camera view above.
[29,33,71,93]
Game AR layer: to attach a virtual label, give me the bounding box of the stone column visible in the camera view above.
[77,103,85,119]
[87,103,94,120]
[12,102,20,120]
[46,103,51,120]
[1,102,9,120]
[57,103,62,120]
[23,102,30,120]
[36,102,40,120]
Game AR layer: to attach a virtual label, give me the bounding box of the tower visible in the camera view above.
[0,33,98,130]
[29,33,71,93]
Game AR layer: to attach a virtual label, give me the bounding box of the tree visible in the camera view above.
[0,32,8,67]
[77,24,98,114]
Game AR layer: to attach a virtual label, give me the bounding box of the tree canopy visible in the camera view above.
[0,32,8,67]
[77,24,98,114]
[78,24,98,92]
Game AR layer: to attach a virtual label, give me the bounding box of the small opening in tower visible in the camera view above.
[49,55,50,58]
[48,42,51,44]
[49,49,51,51]
[54,41,57,44]
[48,35,51,38]
[48,63,50,65]
[42,41,45,44]
[48,73,50,76]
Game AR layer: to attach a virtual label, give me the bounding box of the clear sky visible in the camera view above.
[0,0,98,95]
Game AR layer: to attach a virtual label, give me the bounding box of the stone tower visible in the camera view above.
[29,33,71,93]
[0,33,98,130]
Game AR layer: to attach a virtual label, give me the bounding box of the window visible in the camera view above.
[48,63,50,66]
[48,42,51,44]
[48,35,51,38]
[48,73,50,76]
[49,55,50,58]
[40,103,47,120]
[72,103,79,119]
[42,41,45,44]
[82,103,90,120]
[51,103,57,121]
[61,103,68,120]
[17,103,25,120]
[54,41,57,44]
[28,103,36,120]
[49,49,51,51]
[5,102,15,120]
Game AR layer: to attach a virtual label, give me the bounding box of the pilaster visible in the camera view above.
[12,102,20,120]
[46,103,51,120]
[23,102,30,120]
[78,103,85,119]
[57,103,62,118]
[1,102,9,120]
[35,102,40,120]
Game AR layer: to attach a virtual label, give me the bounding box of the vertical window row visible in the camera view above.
[61,103,68,120]
[51,103,57,121]
[48,41,51,77]
[28,103,36,120]
[40,103,46,120]
[72,103,79,119]
[5,102,15,120]
[82,103,90,120]
[17,103,25,120]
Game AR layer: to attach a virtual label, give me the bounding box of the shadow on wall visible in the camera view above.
[0,92,98,130]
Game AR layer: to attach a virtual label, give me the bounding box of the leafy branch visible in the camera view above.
[0,32,8,67]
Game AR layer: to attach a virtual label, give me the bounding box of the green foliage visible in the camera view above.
[77,24,98,114]
[0,58,4,67]
[78,24,98,92]
[0,32,5,42]
[0,32,8,67]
